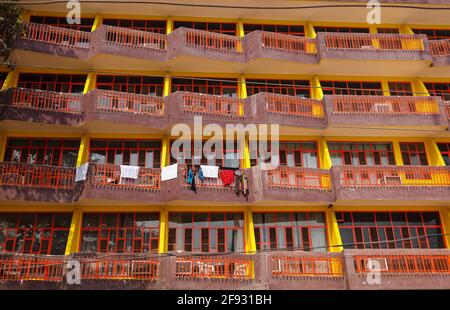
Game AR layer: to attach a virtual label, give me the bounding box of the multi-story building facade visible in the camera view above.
[0,0,449,290]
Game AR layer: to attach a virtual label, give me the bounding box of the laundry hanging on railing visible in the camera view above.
[75,162,89,182]
[187,167,197,192]
[200,165,219,178]
[161,163,178,181]
[220,169,235,186]
[120,165,140,179]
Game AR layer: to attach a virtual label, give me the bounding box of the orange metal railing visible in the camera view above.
[265,93,324,118]
[429,39,450,57]
[261,31,317,54]
[337,166,450,188]
[96,89,164,116]
[11,88,82,113]
[90,163,161,191]
[445,101,450,119]
[181,92,243,117]
[104,25,167,51]
[323,33,425,52]
[271,254,343,277]
[184,28,242,54]
[354,254,450,274]
[0,162,75,190]
[330,95,440,115]
[0,254,66,282]
[176,256,253,279]
[23,22,90,49]
[266,166,332,191]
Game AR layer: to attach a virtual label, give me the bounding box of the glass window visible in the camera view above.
[328,142,395,166]
[103,19,166,34]
[96,75,164,96]
[400,142,429,166]
[173,21,236,35]
[424,82,450,101]
[30,15,94,32]
[18,73,87,94]
[320,81,383,96]
[246,79,310,98]
[437,143,450,166]
[243,24,305,36]
[171,78,238,97]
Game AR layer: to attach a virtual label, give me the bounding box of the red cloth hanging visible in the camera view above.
[220,169,235,186]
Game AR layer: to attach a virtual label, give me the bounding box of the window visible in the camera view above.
[80,213,160,253]
[314,26,370,33]
[253,212,327,252]
[246,79,310,98]
[437,143,450,166]
[0,72,7,88]
[376,28,400,34]
[320,81,383,96]
[424,82,450,101]
[400,142,428,166]
[171,78,238,97]
[388,81,413,96]
[170,140,242,168]
[250,141,318,168]
[173,21,236,35]
[96,75,164,96]
[336,211,445,249]
[168,212,244,253]
[30,16,94,32]
[89,140,162,168]
[328,142,395,166]
[243,24,305,36]
[102,19,166,34]
[4,138,80,167]
[0,213,72,255]
[412,28,450,40]
[17,73,87,94]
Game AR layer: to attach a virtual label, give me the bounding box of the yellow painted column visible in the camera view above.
[369,26,380,49]
[400,24,414,35]
[326,207,343,252]
[166,17,173,34]
[440,208,450,249]
[163,74,171,97]
[236,20,245,53]
[238,74,247,116]
[318,139,332,169]
[381,80,391,96]
[21,12,31,23]
[399,24,423,51]
[424,140,446,166]
[91,14,103,32]
[245,207,256,253]
[76,134,90,167]
[1,70,19,91]
[242,138,251,169]
[158,207,169,253]
[65,208,83,255]
[161,137,170,167]
[0,132,7,162]
[412,79,430,97]
[83,73,96,94]
[305,22,317,54]
[311,76,323,100]
[392,141,404,166]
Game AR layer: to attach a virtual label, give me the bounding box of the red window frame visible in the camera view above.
[30,15,94,32]
[253,212,328,251]
[173,21,237,35]
[313,26,370,33]
[437,143,450,166]
[168,212,245,253]
[17,73,87,94]
[246,79,311,98]
[170,140,242,168]
[328,142,396,166]
[80,212,160,254]
[102,18,166,34]
[250,141,319,168]
[320,80,383,96]
[171,77,238,97]
[243,24,305,36]
[388,81,413,96]
[96,75,164,96]
[0,213,72,255]
[89,139,162,168]
[376,28,400,34]
[400,142,429,166]
[336,211,446,249]
[424,82,450,101]
[412,28,450,40]
[4,138,80,167]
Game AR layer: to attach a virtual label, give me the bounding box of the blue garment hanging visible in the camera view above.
[187,168,194,185]
[198,167,205,182]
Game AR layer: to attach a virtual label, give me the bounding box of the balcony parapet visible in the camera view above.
[429,39,450,66]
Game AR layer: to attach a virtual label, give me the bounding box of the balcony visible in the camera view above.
[244,31,318,64]
[0,88,85,126]
[83,163,164,203]
[168,27,244,63]
[256,166,333,204]
[0,162,81,203]
[429,39,450,66]
[17,22,91,59]
[345,249,450,290]
[247,92,326,128]
[331,165,450,203]
[324,94,448,129]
